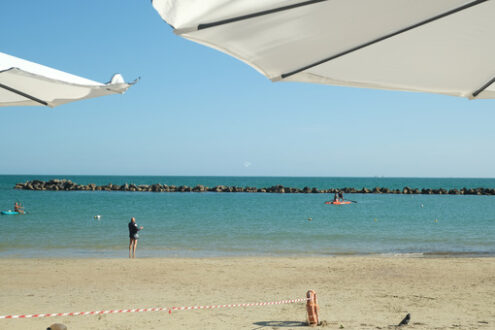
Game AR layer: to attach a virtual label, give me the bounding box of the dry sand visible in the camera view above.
[0,257,494,329]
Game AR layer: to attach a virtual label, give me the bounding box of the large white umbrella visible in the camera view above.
[152,0,495,99]
[0,51,136,108]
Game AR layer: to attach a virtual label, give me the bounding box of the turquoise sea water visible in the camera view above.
[0,175,494,258]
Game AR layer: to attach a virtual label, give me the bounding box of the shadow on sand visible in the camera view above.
[252,320,308,329]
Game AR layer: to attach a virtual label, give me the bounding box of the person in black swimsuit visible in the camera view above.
[128,217,143,258]
[338,191,344,201]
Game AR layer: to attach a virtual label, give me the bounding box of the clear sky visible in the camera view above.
[1,1,494,177]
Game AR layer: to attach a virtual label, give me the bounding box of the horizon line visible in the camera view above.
[1,173,494,180]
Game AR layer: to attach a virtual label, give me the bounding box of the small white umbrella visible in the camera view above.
[0,51,137,108]
[152,0,495,99]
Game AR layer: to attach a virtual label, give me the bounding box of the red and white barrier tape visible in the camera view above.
[0,297,309,320]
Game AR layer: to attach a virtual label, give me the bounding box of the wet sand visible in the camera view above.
[0,257,494,329]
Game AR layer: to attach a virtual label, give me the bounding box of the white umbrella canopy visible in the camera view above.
[0,52,136,108]
[152,0,495,99]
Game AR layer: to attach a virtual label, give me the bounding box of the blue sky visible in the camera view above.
[1,1,494,177]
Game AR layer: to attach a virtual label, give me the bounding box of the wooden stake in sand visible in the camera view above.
[306,290,319,326]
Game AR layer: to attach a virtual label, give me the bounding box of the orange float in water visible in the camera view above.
[325,200,351,205]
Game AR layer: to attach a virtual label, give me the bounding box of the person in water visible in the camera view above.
[333,192,339,202]
[128,217,143,258]
[338,191,344,201]
[14,202,24,214]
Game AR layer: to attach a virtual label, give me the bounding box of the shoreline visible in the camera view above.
[2,250,495,259]
[1,256,494,329]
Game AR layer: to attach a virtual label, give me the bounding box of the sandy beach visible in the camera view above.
[0,257,494,330]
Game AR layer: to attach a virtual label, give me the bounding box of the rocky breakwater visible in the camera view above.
[13,180,495,195]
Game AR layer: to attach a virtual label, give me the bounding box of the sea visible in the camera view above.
[0,175,494,258]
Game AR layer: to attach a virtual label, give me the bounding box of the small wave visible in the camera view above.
[423,251,494,258]
[378,252,425,258]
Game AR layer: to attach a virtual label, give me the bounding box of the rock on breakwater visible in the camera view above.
[13,179,495,195]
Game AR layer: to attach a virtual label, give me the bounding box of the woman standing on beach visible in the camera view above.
[128,217,143,258]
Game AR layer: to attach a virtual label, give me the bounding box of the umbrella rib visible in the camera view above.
[0,82,48,106]
[472,76,495,98]
[280,0,489,80]
[197,0,328,30]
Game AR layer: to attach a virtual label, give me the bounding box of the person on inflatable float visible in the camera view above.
[14,202,24,214]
